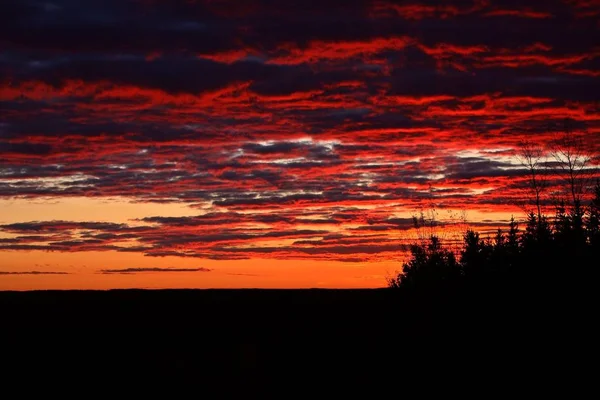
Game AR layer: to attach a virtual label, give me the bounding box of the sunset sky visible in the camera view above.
[1,0,599,290]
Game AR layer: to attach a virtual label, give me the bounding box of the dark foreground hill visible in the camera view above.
[0,288,594,395]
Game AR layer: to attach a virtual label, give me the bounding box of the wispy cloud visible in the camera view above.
[99,267,212,274]
[0,271,69,275]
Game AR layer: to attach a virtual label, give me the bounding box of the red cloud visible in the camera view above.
[267,37,413,65]
[484,9,553,18]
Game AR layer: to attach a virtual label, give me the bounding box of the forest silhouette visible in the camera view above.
[389,131,598,300]
[388,181,600,295]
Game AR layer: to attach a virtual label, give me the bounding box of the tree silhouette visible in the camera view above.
[587,180,600,254]
[460,229,491,279]
[506,216,520,257]
[550,125,591,208]
[389,179,598,292]
[517,140,548,224]
[388,235,461,290]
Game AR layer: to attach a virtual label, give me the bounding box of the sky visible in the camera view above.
[1,0,599,290]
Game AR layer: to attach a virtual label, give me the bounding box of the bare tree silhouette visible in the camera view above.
[516,140,548,225]
[549,124,591,208]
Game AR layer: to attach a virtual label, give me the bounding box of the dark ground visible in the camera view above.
[0,288,595,395]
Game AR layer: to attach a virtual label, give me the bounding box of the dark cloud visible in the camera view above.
[8,56,292,95]
[0,221,132,233]
[99,267,211,274]
[0,141,52,155]
[0,271,69,275]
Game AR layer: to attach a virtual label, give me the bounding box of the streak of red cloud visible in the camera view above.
[478,53,598,68]
[267,37,413,65]
[484,9,553,18]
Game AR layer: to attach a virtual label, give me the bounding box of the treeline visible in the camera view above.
[388,180,600,292]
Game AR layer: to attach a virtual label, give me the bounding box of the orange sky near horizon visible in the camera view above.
[0,249,396,290]
[0,196,517,290]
